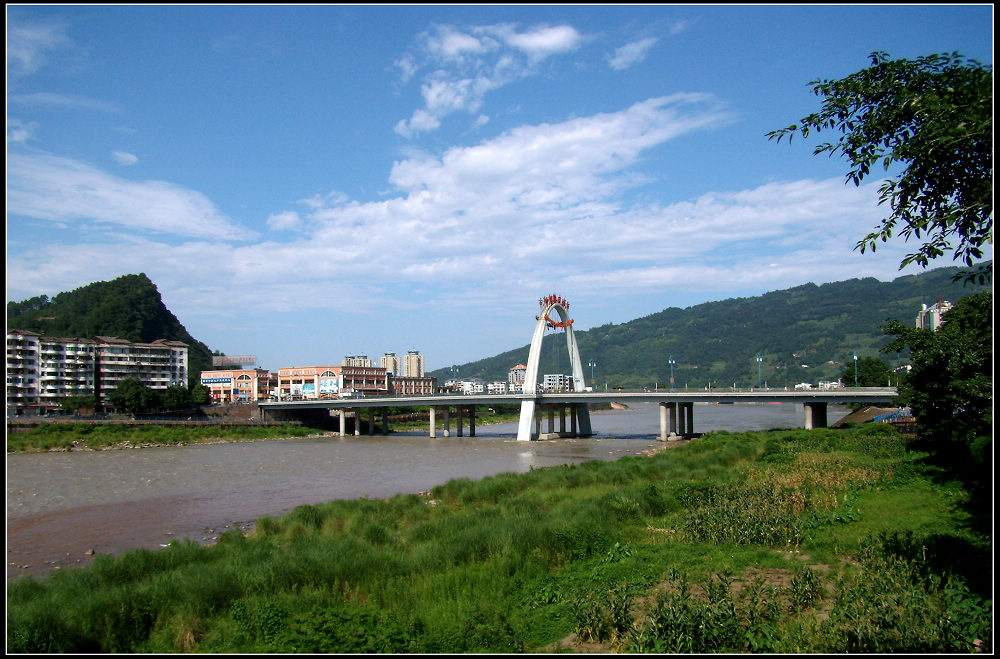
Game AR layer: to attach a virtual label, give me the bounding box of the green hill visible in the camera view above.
[6,273,213,384]
[429,264,992,390]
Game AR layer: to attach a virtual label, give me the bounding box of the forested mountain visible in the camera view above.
[6,273,213,383]
[429,264,992,390]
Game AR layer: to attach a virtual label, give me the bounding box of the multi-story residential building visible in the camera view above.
[342,365,389,396]
[38,336,98,408]
[381,352,402,376]
[6,330,188,413]
[458,378,485,395]
[542,373,572,392]
[915,298,953,330]
[487,381,508,395]
[200,368,277,403]
[93,336,189,405]
[403,350,425,377]
[390,376,437,396]
[7,330,41,412]
[508,364,526,392]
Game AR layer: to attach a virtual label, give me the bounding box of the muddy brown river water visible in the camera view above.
[7,402,846,580]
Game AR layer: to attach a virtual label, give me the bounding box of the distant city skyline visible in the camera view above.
[6,5,993,370]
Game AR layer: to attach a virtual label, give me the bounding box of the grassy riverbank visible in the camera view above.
[5,422,327,452]
[7,424,991,653]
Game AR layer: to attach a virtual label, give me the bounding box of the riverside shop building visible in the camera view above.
[275,365,391,400]
[200,368,277,403]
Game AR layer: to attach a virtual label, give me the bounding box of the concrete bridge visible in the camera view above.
[257,388,898,442]
[258,294,896,441]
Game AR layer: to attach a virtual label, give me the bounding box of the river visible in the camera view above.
[6,402,847,580]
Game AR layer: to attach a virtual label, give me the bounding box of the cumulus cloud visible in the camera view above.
[6,151,255,241]
[394,22,584,137]
[608,37,659,70]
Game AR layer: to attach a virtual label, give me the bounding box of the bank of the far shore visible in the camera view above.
[6,402,632,453]
[7,402,887,454]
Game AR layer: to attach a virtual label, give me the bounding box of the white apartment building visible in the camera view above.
[92,336,189,406]
[342,354,374,367]
[486,381,508,394]
[542,373,572,391]
[6,330,188,413]
[915,298,953,330]
[38,336,98,407]
[459,378,485,395]
[7,330,41,411]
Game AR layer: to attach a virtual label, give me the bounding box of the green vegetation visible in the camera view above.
[839,356,893,388]
[768,51,993,283]
[5,423,326,453]
[6,273,213,384]
[7,424,991,653]
[430,263,990,389]
[882,290,992,497]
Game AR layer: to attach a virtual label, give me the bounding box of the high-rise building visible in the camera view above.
[381,352,402,376]
[915,298,953,330]
[342,354,373,367]
[403,350,424,378]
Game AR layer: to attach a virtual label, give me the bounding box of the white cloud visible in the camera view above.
[112,150,139,166]
[9,92,122,113]
[608,37,658,70]
[7,98,968,342]
[266,210,302,231]
[497,24,583,61]
[6,151,255,241]
[6,118,38,143]
[394,22,585,137]
[6,19,72,78]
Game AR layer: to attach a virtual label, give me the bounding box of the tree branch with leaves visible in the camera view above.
[768,51,993,282]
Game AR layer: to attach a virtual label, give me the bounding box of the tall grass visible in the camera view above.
[6,424,991,653]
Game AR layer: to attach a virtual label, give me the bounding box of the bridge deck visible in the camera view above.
[258,388,898,441]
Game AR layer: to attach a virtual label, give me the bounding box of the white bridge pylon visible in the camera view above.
[516,296,593,441]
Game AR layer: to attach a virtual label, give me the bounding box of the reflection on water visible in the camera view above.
[6,402,846,579]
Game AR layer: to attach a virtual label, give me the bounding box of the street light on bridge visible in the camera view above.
[853,354,858,388]
[668,356,676,389]
[588,359,596,386]
[756,353,763,390]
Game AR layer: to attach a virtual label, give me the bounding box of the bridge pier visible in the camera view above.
[659,402,694,440]
[804,402,828,429]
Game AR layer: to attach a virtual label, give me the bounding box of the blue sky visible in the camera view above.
[6,4,993,373]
